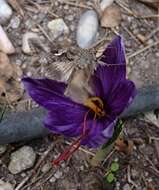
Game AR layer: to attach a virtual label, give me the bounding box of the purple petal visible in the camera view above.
[81,117,116,148]
[22,77,83,111]
[99,36,126,65]
[43,105,87,137]
[108,79,137,116]
[92,36,126,98]
[22,77,66,95]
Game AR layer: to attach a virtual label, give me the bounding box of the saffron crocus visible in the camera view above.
[22,36,136,165]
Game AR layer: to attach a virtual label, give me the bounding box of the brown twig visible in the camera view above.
[122,25,141,44]
[137,14,159,19]
[146,26,159,41]
[127,40,159,59]
[115,0,137,17]
[61,1,92,10]
[36,24,53,44]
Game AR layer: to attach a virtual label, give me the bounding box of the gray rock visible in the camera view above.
[8,146,36,174]
[41,162,52,173]
[49,176,56,183]
[0,145,7,155]
[0,180,13,190]
[123,183,131,190]
[10,16,21,29]
[47,18,69,39]
[76,10,99,49]
[54,170,63,179]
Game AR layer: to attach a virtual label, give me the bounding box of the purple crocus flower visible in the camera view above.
[22,36,136,164]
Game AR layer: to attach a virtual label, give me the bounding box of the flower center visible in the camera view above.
[85,97,105,117]
[52,97,105,166]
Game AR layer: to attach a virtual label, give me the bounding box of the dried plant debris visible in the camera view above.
[115,138,134,155]
[7,0,24,16]
[101,5,121,28]
[147,182,156,190]
[137,0,159,9]
[0,52,23,103]
[144,111,159,127]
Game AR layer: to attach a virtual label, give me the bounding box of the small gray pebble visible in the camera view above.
[123,183,131,190]
[10,16,20,29]
[49,176,56,183]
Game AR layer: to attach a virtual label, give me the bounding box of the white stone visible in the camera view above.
[100,0,114,11]
[0,0,12,25]
[0,25,15,54]
[54,170,63,179]
[41,162,52,173]
[76,10,99,49]
[49,177,56,183]
[47,18,69,39]
[10,16,21,29]
[8,146,36,174]
[123,183,131,190]
[0,180,13,190]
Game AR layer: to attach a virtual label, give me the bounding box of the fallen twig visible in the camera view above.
[128,40,159,59]
[61,1,92,10]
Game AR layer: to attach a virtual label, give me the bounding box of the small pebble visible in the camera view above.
[80,165,84,171]
[21,173,26,177]
[8,146,36,174]
[147,39,153,45]
[145,172,149,177]
[123,183,131,190]
[67,15,74,21]
[61,163,65,168]
[47,18,69,39]
[114,157,119,162]
[54,170,63,179]
[10,16,21,29]
[41,163,52,174]
[49,176,56,183]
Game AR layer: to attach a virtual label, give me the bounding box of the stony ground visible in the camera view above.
[0,0,159,190]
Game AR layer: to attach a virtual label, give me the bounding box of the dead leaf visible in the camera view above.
[0,52,23,103]
[115,138,134,155]
[145,112,159,128]
[7,0,24,16]
[96,46,105,58]
[137,0,159,9]
[147,182,155,190]
[0,52,13,80]
[101,5,121,28]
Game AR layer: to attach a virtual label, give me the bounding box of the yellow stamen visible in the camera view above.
[85,97,105,117]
